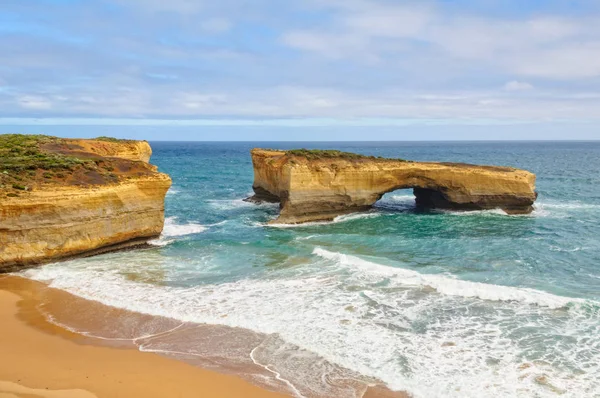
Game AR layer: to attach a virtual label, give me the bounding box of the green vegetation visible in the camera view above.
[284,149,405,161]
[95,136,136,143]
[0,134,154,195]
[0,134,92,173]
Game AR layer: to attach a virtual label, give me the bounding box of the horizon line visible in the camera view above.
[114,139,600,142]
[1,117,598,127]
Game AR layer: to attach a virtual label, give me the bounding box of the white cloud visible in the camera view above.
[504,81,534,91]
[341,4,433,38]
[282,2,600,80]
[17,96,53,110]
[3,0,600,123]
[5,85,600,121]
[283,31,370,59]
[509,42,600,78]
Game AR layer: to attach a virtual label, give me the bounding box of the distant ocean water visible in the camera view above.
[22,141,600,398]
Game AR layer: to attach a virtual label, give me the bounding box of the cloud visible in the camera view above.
[4,83,600,121]
[1,0,600,124]
[504,81,533,91]
[282,2,600,80]
[17,96,53,110]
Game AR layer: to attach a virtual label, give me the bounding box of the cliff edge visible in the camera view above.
[247,149,537,224]
[0,135,171,271]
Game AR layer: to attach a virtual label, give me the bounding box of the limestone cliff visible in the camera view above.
[44,137,153,163]
[247,149,537,224]
[0,135,171,271]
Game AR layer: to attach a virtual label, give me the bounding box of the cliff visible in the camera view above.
[46,136,154,163]
[0,135,171,271]
[247,149,537,224]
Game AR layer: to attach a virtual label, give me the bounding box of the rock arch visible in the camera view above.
[246,149,537,224]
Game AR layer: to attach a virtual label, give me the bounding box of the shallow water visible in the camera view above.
[22,141,600,398]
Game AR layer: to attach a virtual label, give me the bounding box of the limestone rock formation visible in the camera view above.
[247,149,537,224]
[0,135,171,271]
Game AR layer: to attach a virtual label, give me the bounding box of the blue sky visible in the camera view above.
[1,0,600,140]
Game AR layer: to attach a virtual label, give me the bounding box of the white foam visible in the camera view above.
[21,250,600,398]
[374,194,416,209]
[250,346,306,398]
[149,217,207,246]
[439,208,509,216]
[266,212,381,229]
[148,238,175,247]
[207,220,228,227]
[388,194,416,202]
[313,248,589,309]
[166,188,180,196]
[434,200,600,218]
[295,235,318,241]
[531,201,600,219]
[162,216,206,237]
[549,246,587,253]
[208,198,279,211]
[537,201,600,210]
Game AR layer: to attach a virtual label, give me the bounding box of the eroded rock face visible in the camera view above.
[247,149,537,224]
[42,139,153,163]
[0,137,170,271]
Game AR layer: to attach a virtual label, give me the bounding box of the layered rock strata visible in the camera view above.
[0,136,171,271]
[247,149,537,224]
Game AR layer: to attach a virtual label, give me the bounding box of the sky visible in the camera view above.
[1,0,600,140]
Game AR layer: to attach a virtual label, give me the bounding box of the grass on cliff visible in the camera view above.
[0,134,138,195]
[0,134,93,173]
[284,149,407,162]
[94,136,137,143]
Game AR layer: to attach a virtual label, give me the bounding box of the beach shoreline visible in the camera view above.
[0,275,407,398]
[0,275,289,398]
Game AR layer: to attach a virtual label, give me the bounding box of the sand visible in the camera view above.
[0,275,408,398]
[0,275,288,398]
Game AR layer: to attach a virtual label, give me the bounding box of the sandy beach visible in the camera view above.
[0,275,288,398]
[0,275,407,398]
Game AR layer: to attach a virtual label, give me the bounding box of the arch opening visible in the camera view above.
[374,188,417,212]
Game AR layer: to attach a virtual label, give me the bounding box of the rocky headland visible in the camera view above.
[247,149,537,224]
[0,135,171,271]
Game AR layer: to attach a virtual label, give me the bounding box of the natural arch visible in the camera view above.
[246,149,537,224]
[374,189,416,212]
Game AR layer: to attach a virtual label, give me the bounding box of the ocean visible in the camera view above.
[21,141,600,398]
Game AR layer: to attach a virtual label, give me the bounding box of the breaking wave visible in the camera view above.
[149,217,207,246]
[313,248,592,309]
[21,246,600,398]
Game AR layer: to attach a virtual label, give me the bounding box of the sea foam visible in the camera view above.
[21,247,600,398]
[312,248,590,309]
[265,212,382,229]
[149,216,207,246]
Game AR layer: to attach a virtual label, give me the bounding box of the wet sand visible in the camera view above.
[0,275,408,398]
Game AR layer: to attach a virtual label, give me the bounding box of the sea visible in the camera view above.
[20,141,600,398]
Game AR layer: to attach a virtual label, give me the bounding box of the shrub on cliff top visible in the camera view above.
[284,149,406,162]
[0,134,156,192]
[0,134,92,173]
[94,136,137,143]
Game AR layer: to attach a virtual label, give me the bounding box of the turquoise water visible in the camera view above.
[24,142,600,398]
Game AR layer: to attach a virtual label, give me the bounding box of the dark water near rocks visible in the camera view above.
[23,141,600,398]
